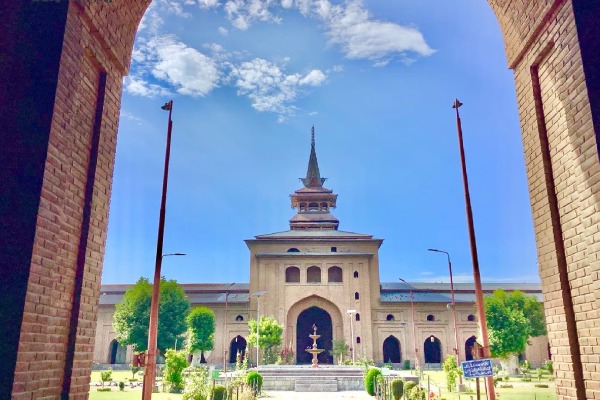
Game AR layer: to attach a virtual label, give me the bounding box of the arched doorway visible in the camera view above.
[109,339,126,364]
[229,335,247,363]
[424,336,441,364]
[382,335,401,363]
[465,336,477,361]
[296,306,333,364]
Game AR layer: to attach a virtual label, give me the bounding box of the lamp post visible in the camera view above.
[346,309,357,363]
[141,100,178,400]
[399,278,418,370]
[399,322,408,365]
[223,283,235,372]
[428,248,462,386]
[452,99,495,400]
[251,290,267,368]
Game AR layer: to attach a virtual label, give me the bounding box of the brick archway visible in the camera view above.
[2,1,599,399]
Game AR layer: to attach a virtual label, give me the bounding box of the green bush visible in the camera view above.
[403,359,411,370]
[521,375,531,382]
[97,388,111,392]
[409,386,426,400]
[404,380,417,393]
[391,379,404,400]
[246,371,263,394]
[164,349,189,393]
[364,367,382,396]
[100,369,112,388]
[211,384,226,400]
[499,384,513,388]
[535,384,549,388]
[118,381,125,391]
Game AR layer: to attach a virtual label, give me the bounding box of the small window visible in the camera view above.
[321,202,328,211]
[331,246,337,252]
[355,292,360,300]
[300,203,307,212]
[287,248,300,252]
[356,313,360,321]
[353,271,359,278]
[467,314,475,322]
[286,266,300,283]
[356,337,361,344]
[328,266,343,283]
[386,314,395,321]
[427,314,435,321]
[309,202,319,211]
[235,315,244,321]
[307,266,321,283]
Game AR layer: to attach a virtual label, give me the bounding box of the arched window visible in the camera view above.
[356,313,360,321]
[328,266,343,283]
[424,336,442,363]
[285,266,300,282]
[386,314,395,321]
[427,314,435,321]
[356,337,361,344]
[307,266,321,283]
[353,271,359,278]
[467,314,475,322]
[287,248,300,252]
[355,292,360,300]
[300,203,307,212]
[235,315,244,321]
[320,202,328,211]
[309,202,319,212]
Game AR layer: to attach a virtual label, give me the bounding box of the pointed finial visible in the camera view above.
[311,126,315,147]
[452,99,463,109]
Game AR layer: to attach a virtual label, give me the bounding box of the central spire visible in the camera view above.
[301,126,327,188]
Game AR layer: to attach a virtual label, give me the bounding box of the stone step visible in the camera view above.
[294,379,338,392]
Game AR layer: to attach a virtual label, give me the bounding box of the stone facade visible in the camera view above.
[1,1,599,399]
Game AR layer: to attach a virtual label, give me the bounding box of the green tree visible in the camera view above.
[113,277,190,354]
[248,316,283,364]
[330,338,349,364]
[484,289,547,359]
[164,349,189,393]
[186,306,216,363]
[442,355,459,392]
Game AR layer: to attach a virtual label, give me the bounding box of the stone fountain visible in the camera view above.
[305,324,324,368]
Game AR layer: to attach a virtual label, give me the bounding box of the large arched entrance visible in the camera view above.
[424,336,442,364]
[229,335,247,363]
[382,335,401,363]
[296,306,333,365]
[3,2,600,399]
[465,336,477,361]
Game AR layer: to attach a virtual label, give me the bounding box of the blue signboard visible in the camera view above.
[461,359,494,378]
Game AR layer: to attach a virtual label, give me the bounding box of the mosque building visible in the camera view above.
[93,128,549,367]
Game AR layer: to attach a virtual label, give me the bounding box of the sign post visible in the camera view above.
[461,359,493,400]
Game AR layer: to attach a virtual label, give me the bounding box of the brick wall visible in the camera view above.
[1,0,598,398]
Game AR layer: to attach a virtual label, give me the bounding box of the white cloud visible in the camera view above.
[198,0,220,8]
[218,26,229,35]
[124,76,171,97]
[332,64,344,72]
[229,58,326,116]
[224,0,281,30]
[324,0,434,62]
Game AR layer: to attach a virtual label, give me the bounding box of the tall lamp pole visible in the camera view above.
[223,283,235,372]
[252,291,267,368]
[346,310,357,363]
[399,278,418,370]
[428,248,462,386]
[142,100,177,400]
[452,99,495,400]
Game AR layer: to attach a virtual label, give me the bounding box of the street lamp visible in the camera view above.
[223,283,235,372]
[452,99,495,400]
[251,290,267,368]
[346,310,357,363]
[142,100,178,400]
[428,248,462,386]
[399,322,408,364]
[399,278,418,370]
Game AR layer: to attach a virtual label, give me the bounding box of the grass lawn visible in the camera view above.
[88,391,182,400]
[422,370,557,400]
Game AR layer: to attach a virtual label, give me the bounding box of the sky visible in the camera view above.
[102,0,540,285]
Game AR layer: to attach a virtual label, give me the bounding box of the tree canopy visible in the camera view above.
[484,289,547,358]
[186,306,216,363]
[248,316,283,364]
[113,277,190,354]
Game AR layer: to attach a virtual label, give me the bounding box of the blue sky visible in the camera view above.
[102,0,540,285]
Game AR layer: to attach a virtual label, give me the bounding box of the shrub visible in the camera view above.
[391,379,404,400]
[164,349,189,393]
[212,384,226,400]
[100,369,112,388]
[521,375,531,382]
[118,381,125,391]
[246,371,263,395]
[97,388,111,392]
[404,380,417,395]
[535,384,549,388]
[364,367,382,396]
[403,359,411,370]
[409,386,426,400]
[543,360,554,374]
[442,355,459,392]
[182,366,210,400]
[498,384,513,388]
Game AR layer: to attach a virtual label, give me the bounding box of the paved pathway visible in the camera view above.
[263,391,372,399]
